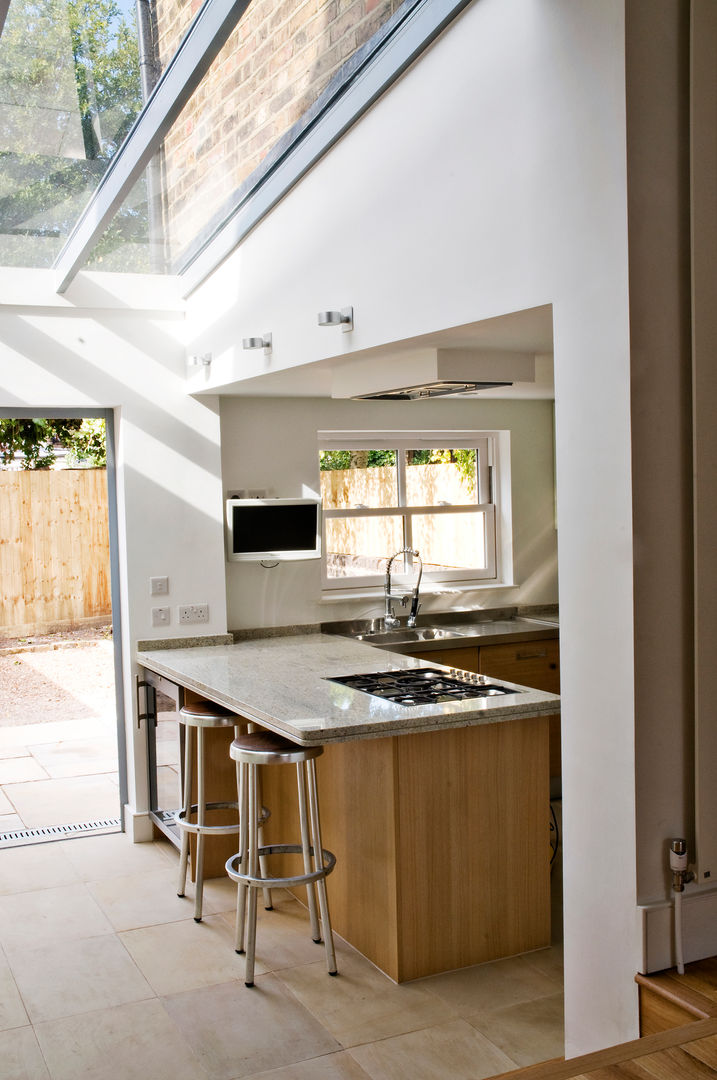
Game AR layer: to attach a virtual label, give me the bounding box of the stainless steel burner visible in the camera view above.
[325,668,519,706]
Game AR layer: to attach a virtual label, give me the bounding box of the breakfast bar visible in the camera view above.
[137,632,560,982]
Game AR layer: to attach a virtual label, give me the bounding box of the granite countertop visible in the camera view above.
[137,632,560,746]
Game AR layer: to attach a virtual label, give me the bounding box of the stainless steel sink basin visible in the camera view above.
[355,627,466,645]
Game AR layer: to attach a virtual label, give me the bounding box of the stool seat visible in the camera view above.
[230,731,323,766]
[178,701,239,728]
[226,733,337,986]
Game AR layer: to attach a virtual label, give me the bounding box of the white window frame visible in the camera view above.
[318,430,503,593]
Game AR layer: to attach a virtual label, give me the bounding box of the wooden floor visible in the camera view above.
[490,958,717,1079]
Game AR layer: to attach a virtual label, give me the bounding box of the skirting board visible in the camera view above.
[640,885,717,973]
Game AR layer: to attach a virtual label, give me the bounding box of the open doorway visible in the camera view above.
[0,409,126,845]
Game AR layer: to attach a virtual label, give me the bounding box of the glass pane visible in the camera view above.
[324,514,403,580]
[405,449,477,507]
[0,0,141,268]
[86,1,407,272]
[320,450,397,509]
[412,511,486,572]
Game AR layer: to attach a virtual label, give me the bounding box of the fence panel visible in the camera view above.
[0,469,111,636]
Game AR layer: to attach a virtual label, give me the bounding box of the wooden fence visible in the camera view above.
[320,464,486,574]
[0,469,111,637]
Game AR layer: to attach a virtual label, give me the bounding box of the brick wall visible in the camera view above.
[153,0,403,262]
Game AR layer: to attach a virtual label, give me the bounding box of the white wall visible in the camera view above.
[220,395,557,629]
[0,268,228,835]
[188,0,640,1056]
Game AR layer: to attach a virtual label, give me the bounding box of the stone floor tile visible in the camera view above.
[0,883,113,950]
[348,1018,517,1079]
[162,973,340,1079]
[420,952,563,1017]
[34,997,205,1080]
[0,1025,50,1079]
[467,991,565,1067]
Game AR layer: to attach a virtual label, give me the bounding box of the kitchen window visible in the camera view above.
[318,430,503,592]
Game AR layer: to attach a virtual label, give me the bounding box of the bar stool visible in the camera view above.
[225,730,337,987]
[174,701,271,922]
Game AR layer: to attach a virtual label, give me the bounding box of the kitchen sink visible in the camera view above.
[354,627,466,645]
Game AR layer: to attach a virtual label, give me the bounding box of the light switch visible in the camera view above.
[150,576,169,596]
[151,606,170,626]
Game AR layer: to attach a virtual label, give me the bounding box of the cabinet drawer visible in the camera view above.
[478,638,560,694]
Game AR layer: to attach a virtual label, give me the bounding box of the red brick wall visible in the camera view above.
[154,0,403,259]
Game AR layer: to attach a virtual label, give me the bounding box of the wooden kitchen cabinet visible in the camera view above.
[260,715,550,982]
[409,637,561,783]
[477,638,561,781]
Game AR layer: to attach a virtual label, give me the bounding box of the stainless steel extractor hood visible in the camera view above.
[331,349,535,400]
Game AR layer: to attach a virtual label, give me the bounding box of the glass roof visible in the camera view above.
[0,0,142,268]
[0,0,465,286]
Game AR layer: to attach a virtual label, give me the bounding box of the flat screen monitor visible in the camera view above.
[226,498,322,561]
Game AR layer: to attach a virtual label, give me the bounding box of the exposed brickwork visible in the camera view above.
[153,0,403,261]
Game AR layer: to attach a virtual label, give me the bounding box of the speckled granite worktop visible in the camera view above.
[137,630,560,746]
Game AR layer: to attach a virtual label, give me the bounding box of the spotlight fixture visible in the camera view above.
[317,306,353,333]
[189,353,212,366]
[242,334,272,352]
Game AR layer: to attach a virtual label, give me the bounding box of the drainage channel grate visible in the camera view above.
[0,818,122,848]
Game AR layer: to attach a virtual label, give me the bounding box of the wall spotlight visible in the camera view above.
[189,352,212,366]
[242,334,272,352]
[317,306,353,333]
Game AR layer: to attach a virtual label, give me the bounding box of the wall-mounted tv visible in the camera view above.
[226,498,322,562]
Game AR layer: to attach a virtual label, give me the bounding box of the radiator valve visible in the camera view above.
[670,838,694,892]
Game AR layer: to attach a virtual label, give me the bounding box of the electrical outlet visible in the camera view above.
[248,488,266,499]
[150,576,169,596]
[177,604,209,624]
[228,490,246,500]
[151,606,170,626]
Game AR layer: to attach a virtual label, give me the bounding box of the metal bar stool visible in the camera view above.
[174,701,271,921]
[225,730,337,987]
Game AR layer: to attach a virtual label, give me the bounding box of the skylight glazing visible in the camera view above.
[83,0,406,275]
[0,0,142,267]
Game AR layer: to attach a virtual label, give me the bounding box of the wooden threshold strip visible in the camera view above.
[489,1017,717,1080]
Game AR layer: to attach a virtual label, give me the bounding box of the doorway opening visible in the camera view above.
[0,409,126,846]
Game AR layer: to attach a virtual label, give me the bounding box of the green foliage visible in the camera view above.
[0,419,82,469]
[64,419,107,467]
[320,450,396,470]
[0,0,142,266]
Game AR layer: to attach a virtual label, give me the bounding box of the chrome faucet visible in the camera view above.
[384,548,423,629]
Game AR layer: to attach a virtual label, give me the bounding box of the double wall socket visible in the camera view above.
[178,604,209,624]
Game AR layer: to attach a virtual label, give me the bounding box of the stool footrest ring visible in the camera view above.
[225,844,336,890]
[174,802,270,836]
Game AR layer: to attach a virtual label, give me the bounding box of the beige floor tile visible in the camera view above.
[88,866,203,931]
[420,953,563,1017]
[34,998,206,1080]
[162,973,340,1079]
[120,914,253,996]
[0,758,48,784]
[245,1051,372,1079]
[275,943,453,1048]
[157,764,181,810]
[7,773,121,827]
[0,715,115,751]
[61,831,176,880]
[467,991,565,1068]
[0,814,25,831]
[6,933,153,1023]
[0,947,29,1032]
[0,746,33,760]
[348,1018,517,1079]
[0,883,114,950]
[0,841,79,895]
[0,1025,50,1080]
[30,735,118,778]
[522,943,564,982]
[0,786,17,813]
[217,892,332,971]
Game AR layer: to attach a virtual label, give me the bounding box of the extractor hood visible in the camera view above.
[331,348,536,400]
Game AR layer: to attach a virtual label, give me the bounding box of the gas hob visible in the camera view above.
[325,668,520,707]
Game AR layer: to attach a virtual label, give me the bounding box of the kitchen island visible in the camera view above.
[138,632,560,982]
